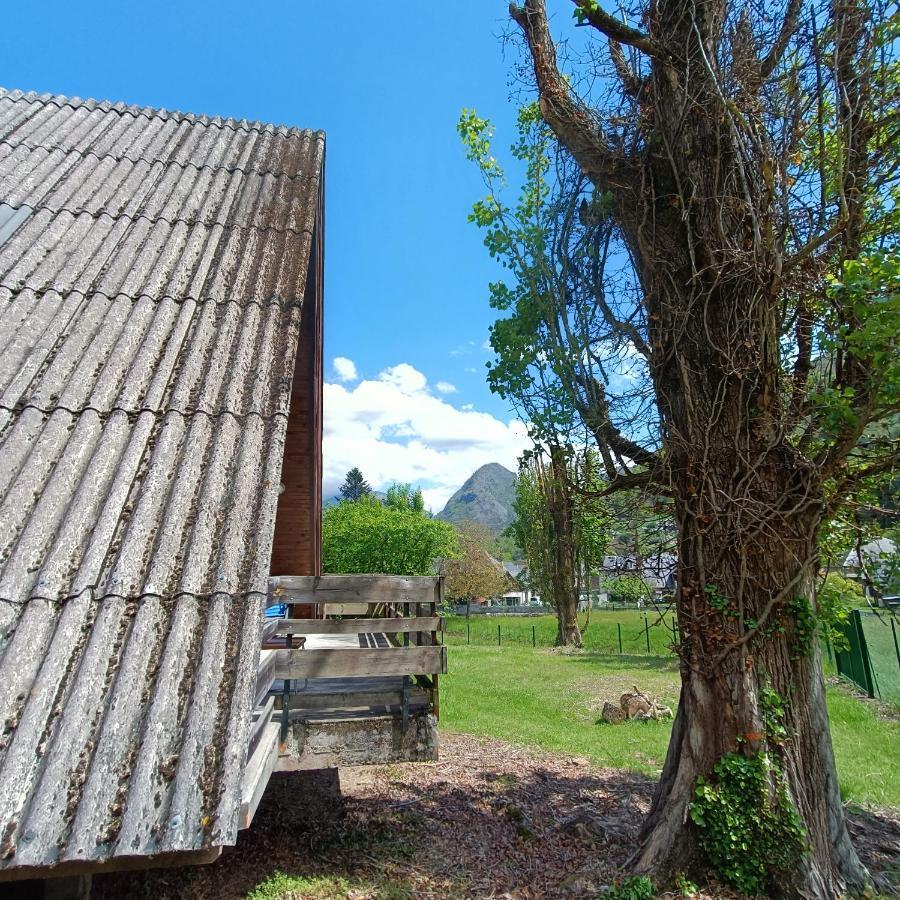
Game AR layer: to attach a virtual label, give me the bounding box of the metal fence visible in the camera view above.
[442,612,679,657]
[831,609,900,705]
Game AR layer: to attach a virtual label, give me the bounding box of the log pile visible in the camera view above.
[601,686,673,724]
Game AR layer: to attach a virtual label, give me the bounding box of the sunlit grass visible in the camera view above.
[441,645,900,807]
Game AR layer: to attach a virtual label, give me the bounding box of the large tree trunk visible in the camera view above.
[635,501,867,896]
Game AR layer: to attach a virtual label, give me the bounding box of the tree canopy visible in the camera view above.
[322,493,457,576]
[442,521,511,602]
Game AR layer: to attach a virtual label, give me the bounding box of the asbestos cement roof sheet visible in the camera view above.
[0,87,324,872]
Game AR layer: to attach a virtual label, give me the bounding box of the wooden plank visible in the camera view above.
[254,650,278,707]
[239,721,279,830]
[275,617,443,635]
[247,697,275,759]
[288,686,429,711]
[260,618,279,645]
[274,646,447,679]
[269,575,439,604]
[314,602,370,615]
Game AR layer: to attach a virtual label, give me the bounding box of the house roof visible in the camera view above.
[0,88,324,871]
[843,538,897,570]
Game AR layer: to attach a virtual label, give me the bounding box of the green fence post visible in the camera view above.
[892,618,900,670]
[498,623,501,646]
[853,610,876,699]
[617,622,623,654]
[467,622,470,645]
[532,624,536,648]
[644,614,651,653]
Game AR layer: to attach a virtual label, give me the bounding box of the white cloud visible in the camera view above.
[323,362,529,511]
[332,357,358,382]
[435,381,458,394]
[378,363,427,394]
[449,340,477,357]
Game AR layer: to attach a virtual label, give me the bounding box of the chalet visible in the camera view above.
[0,88,444,892]
[842,538,899,602]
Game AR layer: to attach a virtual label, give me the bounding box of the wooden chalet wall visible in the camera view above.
[270,186,324,577]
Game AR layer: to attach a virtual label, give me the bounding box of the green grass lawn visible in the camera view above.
[440,645,900,808]
[445,610,678,655]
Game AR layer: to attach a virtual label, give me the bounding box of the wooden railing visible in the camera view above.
[257,574,446,715]
[242,576,444,822]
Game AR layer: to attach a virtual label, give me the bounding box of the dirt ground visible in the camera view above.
[94,732,900,899]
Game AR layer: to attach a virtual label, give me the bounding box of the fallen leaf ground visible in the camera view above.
[94,732,900,899]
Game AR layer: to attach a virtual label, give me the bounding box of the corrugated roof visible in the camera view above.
[0,87,324,871]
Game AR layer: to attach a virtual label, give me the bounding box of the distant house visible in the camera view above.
[0,88,443,890]
[501,562,533,606]
[842,538,898,602]
[599,553,678,598]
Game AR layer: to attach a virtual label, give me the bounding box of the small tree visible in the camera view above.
[385,483,425,514]
[442,521,510,606]
[338,467,371,503]
[606,575,653,606]
[512,447,609,645]
[323,495,457,575]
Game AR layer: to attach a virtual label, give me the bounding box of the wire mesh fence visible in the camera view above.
[443,611,678,656]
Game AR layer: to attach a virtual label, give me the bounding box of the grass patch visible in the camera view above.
[246,872,413,900]
[445,610,678,655]
[441,645,900,807]
[826,686,900,806]
[247,873,354,900]
[442,645,677,774]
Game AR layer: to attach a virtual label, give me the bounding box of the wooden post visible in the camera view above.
[432,578,441,720]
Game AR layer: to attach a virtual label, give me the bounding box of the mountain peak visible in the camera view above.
[436,463,517,534]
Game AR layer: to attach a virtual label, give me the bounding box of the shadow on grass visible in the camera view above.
[558,652,680,672]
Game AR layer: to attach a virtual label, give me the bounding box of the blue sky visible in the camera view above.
[1,2,579,508]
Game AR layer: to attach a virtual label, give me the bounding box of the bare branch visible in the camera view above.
[609,40,644,97]
[787,299,813,422]
[782,215,848,272]
[602,470,670,496]
[574,373,660,470]
[758,0,803,79]
[569,0,668,60]
[509,0,638,189]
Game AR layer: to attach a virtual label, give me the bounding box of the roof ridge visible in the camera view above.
[0,87,327,140]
